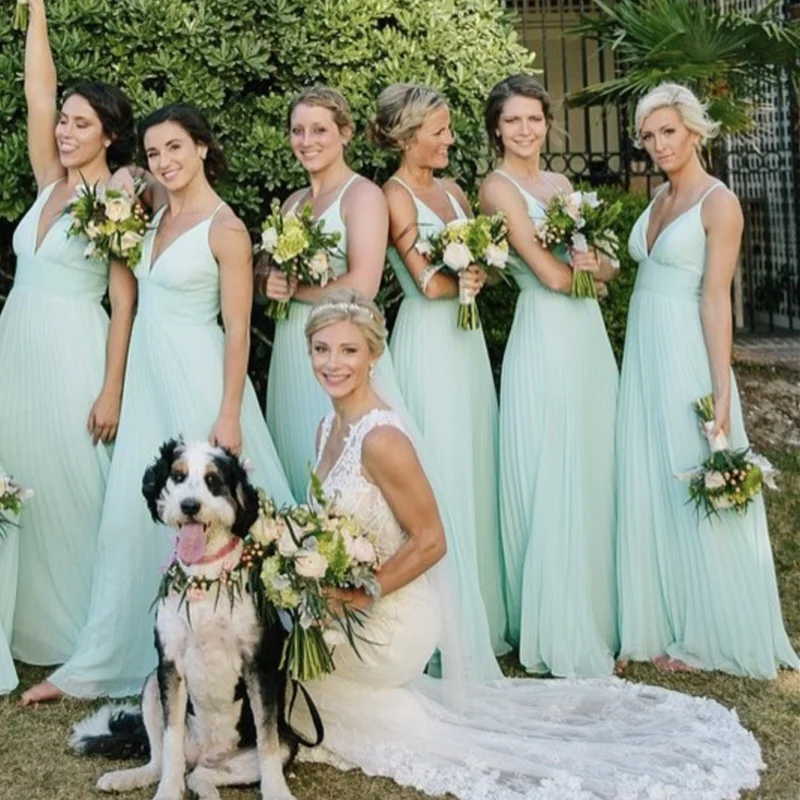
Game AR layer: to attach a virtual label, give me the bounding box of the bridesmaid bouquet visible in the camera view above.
[534,191,621,299]
[415,213,509,330]
[250,477,381,681]
[0,474,33,537]
[12,0,28,31]
[259,199,341,321]
[66,179,150,270]
[678,394,778,516]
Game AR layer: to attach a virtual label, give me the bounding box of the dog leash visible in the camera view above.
[287,679,325,748]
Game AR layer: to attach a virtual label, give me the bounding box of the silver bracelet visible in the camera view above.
[418,264,442,293]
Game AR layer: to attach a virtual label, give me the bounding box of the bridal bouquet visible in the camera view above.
[0,474,33,537]
[534,191,621,299]
[415,213,509,330]
[250,477,381,681]
[677,394,777,517]
[259,199,341,321]
[66,178,150,270]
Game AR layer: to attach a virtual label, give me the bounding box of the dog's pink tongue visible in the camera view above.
[177,523,206,565]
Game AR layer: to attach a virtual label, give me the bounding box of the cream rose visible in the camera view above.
[119,231,143,255]
[347,535,377,565]
[261,227,279,253]
[443,242,472,272]
[308,250,331,283]
[704,471,726,491]
[294,550,329,579]
[250,514,284,546]
[278,528,300,557]
[105,195,133,223]
[484,242,508,269]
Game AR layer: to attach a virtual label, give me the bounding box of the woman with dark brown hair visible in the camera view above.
[480,74,619,678]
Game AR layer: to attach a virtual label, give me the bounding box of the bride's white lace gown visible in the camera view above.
[300,408,763,800]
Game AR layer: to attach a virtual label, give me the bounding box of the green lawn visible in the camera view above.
[1,362,798,800]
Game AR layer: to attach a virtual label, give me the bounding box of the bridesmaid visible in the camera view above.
[32,105,294,701]
[261,85,394,499]
[479,75,619,677]
[0,0,136,690]
[370,83,509,656]
[616,83,798,677]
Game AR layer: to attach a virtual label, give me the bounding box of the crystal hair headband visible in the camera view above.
[308,301,380,323]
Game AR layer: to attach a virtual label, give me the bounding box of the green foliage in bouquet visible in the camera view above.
[259,198,341,321]
[0,474,32,537]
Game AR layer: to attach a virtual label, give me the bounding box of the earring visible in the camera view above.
[103,140,111,148]
[369,363,375,381]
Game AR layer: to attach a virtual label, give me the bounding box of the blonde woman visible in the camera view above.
[370,84,508,655]
[616,83,798,677]
[261,86,394,499]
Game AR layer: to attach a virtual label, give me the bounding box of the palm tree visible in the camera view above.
[567,0,800,137]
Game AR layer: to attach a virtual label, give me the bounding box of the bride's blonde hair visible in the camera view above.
[305,288,388,358]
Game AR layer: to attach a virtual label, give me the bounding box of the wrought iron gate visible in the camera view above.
[502,0,800,331]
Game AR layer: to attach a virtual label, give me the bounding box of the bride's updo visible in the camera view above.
[305,289,388,358]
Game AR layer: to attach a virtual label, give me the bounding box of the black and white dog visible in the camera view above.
[71,439,309,800]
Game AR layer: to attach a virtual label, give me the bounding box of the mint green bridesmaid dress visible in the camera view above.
[495,172,619,677]
[266,175,399,499]
[617,182,799,677]
[50,204,295,698]
[386,177,509,657]
[0,182,111,667]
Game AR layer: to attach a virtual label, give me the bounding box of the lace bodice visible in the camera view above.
[314,409,408,563]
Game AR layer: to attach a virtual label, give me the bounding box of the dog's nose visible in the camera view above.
[180,499,201,517]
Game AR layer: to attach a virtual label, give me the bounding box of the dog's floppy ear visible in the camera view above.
[215,448,261,538]
[142,438,183,522]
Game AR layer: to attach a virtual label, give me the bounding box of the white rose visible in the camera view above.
[261,227,279,253]
[564,192,583,221]
[105,195,132,223]
[442,241,472,272]
[347,535,376,565]
[278,528,300,557]
[250,514,283,546]
[86,221,102,239]
[308,250,330,281]
[583,191,601,209]
[294,550,329,579]
[119,231,143,255]
[711,495,733,510]
[571,233,589,253]
[484,242,508,269]
[704,471,726,491]
[415,239,432,257]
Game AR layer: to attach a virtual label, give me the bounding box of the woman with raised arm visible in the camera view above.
[616,83,798,677]
[261,86,396,499]
[479,75,619,678]
[277,288,763,800]
[370,84,508,656]
[0,0,136,692]
[26,105,294,703]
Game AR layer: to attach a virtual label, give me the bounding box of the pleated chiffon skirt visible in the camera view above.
[616,287,799,677]
[0,285,111,666]
[390,296,509,656]
[50,316,295,698]
[499,284,619,677]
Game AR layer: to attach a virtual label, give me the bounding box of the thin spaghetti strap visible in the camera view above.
[388,175,416,197]
[210,201,226,219]
[699,181,725,204]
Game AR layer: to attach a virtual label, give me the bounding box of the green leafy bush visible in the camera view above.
[0,0,533,390]
[477,185,649,386]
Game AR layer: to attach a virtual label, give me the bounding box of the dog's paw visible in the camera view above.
[97,770,139,792]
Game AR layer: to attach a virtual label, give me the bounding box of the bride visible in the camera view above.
[298,287,763,800]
